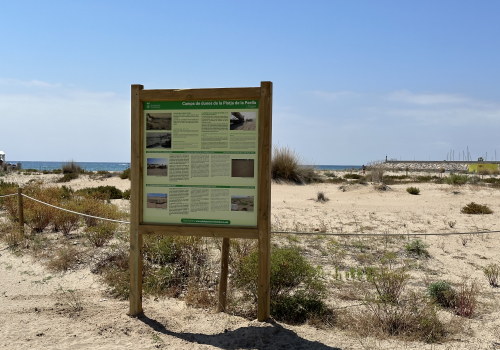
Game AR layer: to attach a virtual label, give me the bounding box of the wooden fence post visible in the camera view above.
[129,84,144,316]
[257,81,272,321]
[17,187,24,234]
[218,237,230,312]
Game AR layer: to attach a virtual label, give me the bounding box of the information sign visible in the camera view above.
[129,83,272,322]
[142,100,259,226]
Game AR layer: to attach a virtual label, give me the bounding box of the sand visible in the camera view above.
[1,171,500,349]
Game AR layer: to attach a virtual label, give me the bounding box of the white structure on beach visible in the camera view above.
[0,151,5,164]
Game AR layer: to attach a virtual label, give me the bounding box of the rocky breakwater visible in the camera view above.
[374,161,470,171]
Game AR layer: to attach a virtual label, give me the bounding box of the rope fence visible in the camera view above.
[1,191,500,237]
[271,230,500,236]
[22,194,130,224]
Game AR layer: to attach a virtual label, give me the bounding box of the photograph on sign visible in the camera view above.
[146,113,172,130]
[142,100,259,227]
[146,132,172,149]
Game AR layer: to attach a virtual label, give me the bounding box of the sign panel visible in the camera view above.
[142,100,259,226]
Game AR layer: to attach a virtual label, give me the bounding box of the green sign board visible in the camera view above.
[142,100,259,226]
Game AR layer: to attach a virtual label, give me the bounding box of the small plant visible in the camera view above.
[327,239,346,268]
[57,172,79,183]
[84,221,118,247]
[122,189,131,200]
[316,191,329,202]
[271,145,321,184]
[120,167,131,180]
[460,236,469,246]
[92,248,130,298]
[454,278,480,318]
[380,251,398,270]
[428,281,456,308]
[461,202,493,215]
[447,220,456,228]
[406,187,420,195]
[61,160,83,174]
[405,239,430,258]
[483,263,500,287]
[370,268,409,304]
[76,186,124,200]
[56,285,83,312]
[445,174,468,185]
[344,173,361,179]
[47,245,80,271]
[233,246,328,323]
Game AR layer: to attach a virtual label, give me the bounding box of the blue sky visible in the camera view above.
[1,1,499,164]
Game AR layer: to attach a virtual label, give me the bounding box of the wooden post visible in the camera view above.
[17,187,24,234]
[129,84,144,316]
[257,81,272,321]
[218,237,230,312]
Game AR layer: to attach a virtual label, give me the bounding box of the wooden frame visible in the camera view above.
[129,82,272,321]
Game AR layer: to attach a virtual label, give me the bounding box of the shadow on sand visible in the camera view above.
[139,313,342,350]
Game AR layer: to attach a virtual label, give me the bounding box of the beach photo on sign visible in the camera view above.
[231,195,254,211]
[146,132,171,149]
[147,193,168,209]
[230,111,256,131]
[231,159,254,177]
[147,158,168,177]
[146,113,172,130]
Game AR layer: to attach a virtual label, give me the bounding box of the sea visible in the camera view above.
[8,161,361,172]
[9,161,131,172]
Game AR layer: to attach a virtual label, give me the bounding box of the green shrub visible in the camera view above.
[483,263,500,287]
[92,248,130,298]
[415,175,433,183]
[120,168,131,180]
[406,187,420,195]
[371,268,409,304]
[271,291,329,324]
[445,174,468,185]
[84,221,118,247]
[0,180,18,209]
[344,173,361,179]
[52,201,81,235]
[141,235,209,296]
[59,185,73,199]
[271,146,321,184]
[57,173,79,183]
[461,202,493,214]
[76,197,123,227]
[357,292,446,343]
[76,186,123,200]
[405,239,430,258]
[61,160,83,174]
[345,268,447,343]
[46,245,80,271]
[316,191,328,202]
[233,246,328,323]
[122,189,131,200]
[428,281,456,308]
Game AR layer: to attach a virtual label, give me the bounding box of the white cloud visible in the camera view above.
[310,90,357,100]
[386,90,471,105]
[0,78,62,89]
[0,79,129,162]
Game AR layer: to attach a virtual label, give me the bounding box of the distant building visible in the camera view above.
[0,151,5,165]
